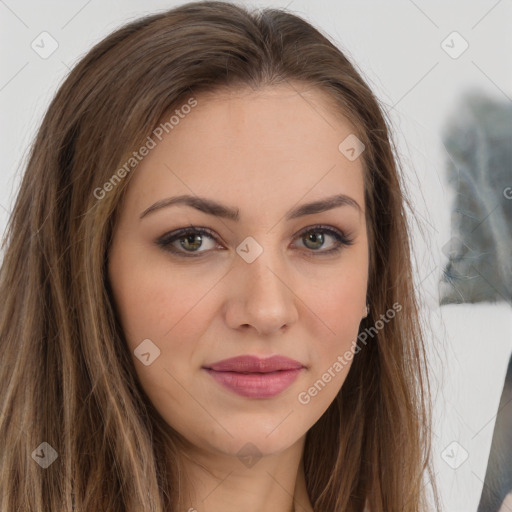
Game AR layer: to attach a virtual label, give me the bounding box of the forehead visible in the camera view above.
[168,83,359,153]
[123,83,366,220]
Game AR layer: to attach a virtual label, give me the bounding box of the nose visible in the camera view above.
[224,246,299,336]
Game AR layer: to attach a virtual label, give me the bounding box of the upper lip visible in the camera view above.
[203,355,304,373]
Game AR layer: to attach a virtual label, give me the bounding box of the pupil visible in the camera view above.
[306,232,323,249]
[183,234,201,250]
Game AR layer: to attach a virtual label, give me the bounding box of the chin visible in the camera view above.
[195,415,309,460]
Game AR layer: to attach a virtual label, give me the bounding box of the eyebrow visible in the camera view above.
[139,193,362,221]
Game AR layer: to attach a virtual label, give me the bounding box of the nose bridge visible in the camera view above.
[229,234,298,332]
[238,236,289,299]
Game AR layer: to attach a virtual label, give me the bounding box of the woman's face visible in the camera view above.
[108,84,369,460]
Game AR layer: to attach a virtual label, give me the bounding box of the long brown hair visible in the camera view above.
[0,2,442,510]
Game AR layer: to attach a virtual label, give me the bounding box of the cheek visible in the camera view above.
[108,253,215,426]
[319,280,365,330]
[309,262,367,341]
[109,247,212,351]
[299,259,368,394]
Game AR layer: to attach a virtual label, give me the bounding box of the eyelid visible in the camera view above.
[156,224,354,257]
[294,224,353,247]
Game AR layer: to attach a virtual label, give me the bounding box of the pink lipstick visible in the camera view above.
[203,355,304,398]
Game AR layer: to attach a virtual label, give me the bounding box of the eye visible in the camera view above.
[156,226,220,257]
[156,224,354,258]
[293,225,354,255]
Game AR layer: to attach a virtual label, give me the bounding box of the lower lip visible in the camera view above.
[204,368,303,398]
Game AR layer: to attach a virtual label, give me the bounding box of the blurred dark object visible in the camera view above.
[477,352,512,512]
[439,91,512,304]
[438,90,512,511]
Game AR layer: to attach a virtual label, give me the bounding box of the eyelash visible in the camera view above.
[155,224,354,258]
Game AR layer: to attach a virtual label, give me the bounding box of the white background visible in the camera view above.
[1,1,511,511]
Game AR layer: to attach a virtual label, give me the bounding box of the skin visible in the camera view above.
[108,82,369,512]
[499,493,512,512]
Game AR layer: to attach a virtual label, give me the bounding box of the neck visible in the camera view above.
[174,436,314,512]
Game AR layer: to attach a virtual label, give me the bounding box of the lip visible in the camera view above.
[203,355,305,398]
